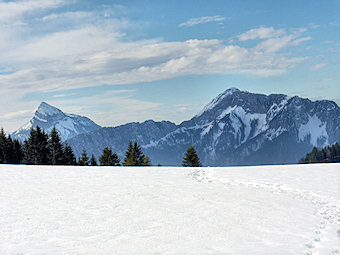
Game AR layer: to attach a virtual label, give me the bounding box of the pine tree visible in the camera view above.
[13,139,23,164]
[134,142,145,165]
[63,143,77,165]
[23,126,49,165]
[90,154,98,166]
[142,156,151,166]
[0,128,6,163]
[36,126,49,165]
[123,141,149,166]
[123,141,136,166]
[48,127,64,165]
[5,135,14,164]
[78,148,90,166]
[182,145,202,167]
[99,147,120,166]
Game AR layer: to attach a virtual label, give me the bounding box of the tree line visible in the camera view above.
[299,143,340,164]
[0,126,202,167]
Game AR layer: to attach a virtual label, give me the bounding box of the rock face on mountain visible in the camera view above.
[12,102,101,141]
[143,88,340,165]
[67,120,178,161]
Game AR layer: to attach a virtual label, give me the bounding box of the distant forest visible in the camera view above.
[299,143,340,164]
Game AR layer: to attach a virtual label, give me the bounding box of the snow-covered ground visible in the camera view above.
[0,164,339,254]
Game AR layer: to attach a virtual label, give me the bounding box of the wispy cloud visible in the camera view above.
[237,26,311,53]
[308,23,321,29]
[291,36,312,46]
[329,22,340,27]
[318,78,334,83]
[3,110,33,120]
[179,15,227,27]
[238,27,285,41]
[0,0,65,23]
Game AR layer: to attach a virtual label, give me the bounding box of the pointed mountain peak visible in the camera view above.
[195,87,240,118]
[13,102,101,141]
[35,102,63,117]
[223,87,240,95]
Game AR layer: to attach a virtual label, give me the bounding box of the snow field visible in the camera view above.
[0,164,339,254]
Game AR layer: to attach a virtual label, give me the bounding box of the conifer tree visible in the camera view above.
[123,141,136,166]
[48,127,64,165]
[99,147,120,166]
[123,141,150,166]
[134,142,145,165]
[182,145,202,167]
[5,135,14,164]
[142,156,151,166]
[13,139,23,164]
[23,126,49,165]
[0,128,6,163]
[78,148,90,166]
[36,126,49,164]
[63,143,77,165]
[90,154,98,166]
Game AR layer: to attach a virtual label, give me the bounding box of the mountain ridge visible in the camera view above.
[141,88,339,165]
[12,88,340,166]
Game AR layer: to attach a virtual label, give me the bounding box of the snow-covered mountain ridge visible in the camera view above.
[12,102,101,141]
[143,88,340,165]
[13,88,340,166]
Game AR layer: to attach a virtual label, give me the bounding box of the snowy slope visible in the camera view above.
[12,102,101,141]
[0,163,339,254]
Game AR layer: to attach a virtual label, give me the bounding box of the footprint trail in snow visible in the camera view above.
[190,168,340,255]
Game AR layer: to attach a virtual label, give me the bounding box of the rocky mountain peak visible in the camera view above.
[12,102,101,141]
[35,102,63,118]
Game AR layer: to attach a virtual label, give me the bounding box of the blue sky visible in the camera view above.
[0,0,339,132]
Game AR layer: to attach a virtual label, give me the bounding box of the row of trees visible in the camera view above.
[1,126,202,166]
[0,126,203,167]
[0,126,153,166]
[77,141,151,166]
[299,143,340,163]
[0,128,23,164]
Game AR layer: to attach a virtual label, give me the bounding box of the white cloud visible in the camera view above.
[0,32,306,95]
[291,36,312,46]
[254,35,296,53]
[0,0,64,24]
[179,15,227,27]
[238,26,285,41]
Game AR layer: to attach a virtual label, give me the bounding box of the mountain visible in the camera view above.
[14,88,340,166]
[67,120,177,161]
[12,102,101,141]
[142,88,340,165]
